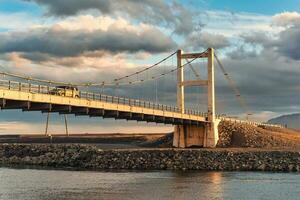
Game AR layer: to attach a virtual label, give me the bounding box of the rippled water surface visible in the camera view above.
[0,167,300,200]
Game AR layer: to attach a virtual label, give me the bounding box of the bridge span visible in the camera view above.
[0,80,207,125]
[0,79,214,147]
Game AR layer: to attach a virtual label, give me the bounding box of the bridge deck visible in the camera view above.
[0,80,207,125]
[0,80,282,128]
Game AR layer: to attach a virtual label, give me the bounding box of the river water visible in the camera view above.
[0,167,299,200]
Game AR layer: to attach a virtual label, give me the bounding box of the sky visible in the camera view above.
[1,0,300,134]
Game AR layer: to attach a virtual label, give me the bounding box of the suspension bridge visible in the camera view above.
[0,48,279,148]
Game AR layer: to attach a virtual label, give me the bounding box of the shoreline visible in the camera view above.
[1,144,300,172]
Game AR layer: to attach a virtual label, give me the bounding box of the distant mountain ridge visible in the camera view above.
[267,113,300,129]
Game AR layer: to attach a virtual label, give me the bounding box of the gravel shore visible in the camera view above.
[1,144,300,171]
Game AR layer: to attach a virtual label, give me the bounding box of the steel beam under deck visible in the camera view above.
[1,100,30,110]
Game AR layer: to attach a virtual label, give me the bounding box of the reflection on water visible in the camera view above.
[0,167,299,200]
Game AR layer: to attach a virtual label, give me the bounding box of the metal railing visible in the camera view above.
[218,117,283,128]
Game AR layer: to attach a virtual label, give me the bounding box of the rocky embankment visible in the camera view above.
[217,121,300,148]
[0,144,300,171]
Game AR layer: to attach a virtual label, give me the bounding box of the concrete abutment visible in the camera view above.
[173,120,220,148]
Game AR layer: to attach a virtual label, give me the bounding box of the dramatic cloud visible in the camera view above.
[236,12,300,61]
[0,18,176,58]
[272,12,300,26]
[275,22,300,60]
[1,52,147,83]
[185,32,230,50]
[202,10,274,37]
[241,32,273,47]
[22,0,195,35]
[23,0,111,16]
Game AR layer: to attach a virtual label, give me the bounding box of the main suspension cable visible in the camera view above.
[0,51,177,87]
[112,51,177,83]
[0,50,207,87]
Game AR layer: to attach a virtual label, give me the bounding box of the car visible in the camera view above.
[49,86,79,98]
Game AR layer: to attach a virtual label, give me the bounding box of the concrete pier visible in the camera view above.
[173,120,220,148]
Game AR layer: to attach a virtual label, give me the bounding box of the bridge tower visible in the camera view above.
[173,48,220,148]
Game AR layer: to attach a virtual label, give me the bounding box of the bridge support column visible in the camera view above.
[173,120,220,148]
[173,48,219,148]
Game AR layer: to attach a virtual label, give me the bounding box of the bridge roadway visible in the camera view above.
[0,80,208,126]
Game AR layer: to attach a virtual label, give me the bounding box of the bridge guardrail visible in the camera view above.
[218,117,283,128]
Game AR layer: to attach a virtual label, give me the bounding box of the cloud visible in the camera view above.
[24,0,111,16]
[272,12,300,26]
[241,32,273,47]
[202,10,274,37]
[55,15,144,32]
[226,45,259,60]
[2,52,137,83]
[275,23,300,60]
[0,17,176,58]
[270,12,300,61]
[6,52,32,68]
[233,12,300,61]
[22,0,194,36]
[185,32,230,50]
[0,15,178,91]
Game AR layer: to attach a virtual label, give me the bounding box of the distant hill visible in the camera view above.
[267,113,300,129]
